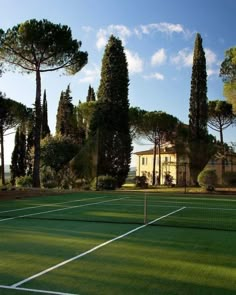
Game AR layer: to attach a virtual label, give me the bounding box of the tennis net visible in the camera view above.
[0,192,236,231]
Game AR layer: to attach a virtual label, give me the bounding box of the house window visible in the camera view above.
[141,157,148,165]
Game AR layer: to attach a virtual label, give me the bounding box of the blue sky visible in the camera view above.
[1,0,236,165]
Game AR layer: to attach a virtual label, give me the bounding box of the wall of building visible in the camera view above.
[136,151,236,186]
[135,152,177,185]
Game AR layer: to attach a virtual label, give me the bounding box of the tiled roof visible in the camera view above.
[134,147,176,155]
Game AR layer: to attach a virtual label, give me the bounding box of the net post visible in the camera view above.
[144,193,147,224]
[184,162,187,194]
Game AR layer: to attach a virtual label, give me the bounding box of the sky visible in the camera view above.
[0,0,236,166]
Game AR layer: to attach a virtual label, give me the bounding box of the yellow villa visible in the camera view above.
[135,146,236,186]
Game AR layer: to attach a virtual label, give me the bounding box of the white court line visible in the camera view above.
[0,195,108,214]
[184,205,236,211]
[11,206,186,288]
[0,196,128,222]
[108,203,236,211]
[0,284,78,295]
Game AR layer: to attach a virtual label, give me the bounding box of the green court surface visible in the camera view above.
[0,191,236,294]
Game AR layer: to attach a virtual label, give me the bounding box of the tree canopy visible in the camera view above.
[0,19,88,187]
[220,47,236,112]
[208,100,235,144]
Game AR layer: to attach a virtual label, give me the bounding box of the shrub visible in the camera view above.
[40,166,57,188]
[135,176,148,188]
[16,175,33,187]
[197,168,217,191]
[223,172,236,187]
[92,175,116,190]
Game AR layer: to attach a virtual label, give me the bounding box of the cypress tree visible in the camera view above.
[56,85,77,139]
[56,90,65,135]
[188,33,209,184]
[90,87,96,102]
[26,127,34,176]
[41,90,50,139]
[89,35,132,187]
[86,85,92,102]
[10,126,27,184]
[86,85,96,102]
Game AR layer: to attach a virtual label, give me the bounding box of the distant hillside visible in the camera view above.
[5,165,10,173]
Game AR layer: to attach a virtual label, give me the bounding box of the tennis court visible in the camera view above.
[0,191,236,294]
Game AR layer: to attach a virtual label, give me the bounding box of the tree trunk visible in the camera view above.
[152,143,157,185]
[158,143,161,185]
[0,124,5,185]
[220,127,225,184]
[33,70,41,187]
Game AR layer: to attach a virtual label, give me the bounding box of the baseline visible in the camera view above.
[12,206,186,288]
[0,284,78,295]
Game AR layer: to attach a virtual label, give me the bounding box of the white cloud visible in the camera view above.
[151,49,167,66]
[110,25,132,40]
[96,25,132,50]
[171,47,219,76]
[82,26,94,33]
[171,48,193,67]
[125,49,143,74]
[137,22,192,38]
[143,72,164,80]
[207,68,219,77]
[205,48,217,66]
[141,23,184,34]
[205,48,219,77]
[96,29,108,50]
[78,64,100,83]
[95,23,193,51]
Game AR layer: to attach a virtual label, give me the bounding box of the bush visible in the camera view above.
[197,168,217,191]
[40,166,57,188]
[16,175,33,187]
[135,176,148,188]
[92,175,116,190]
[223,172,236,187]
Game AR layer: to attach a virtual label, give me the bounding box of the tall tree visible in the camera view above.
[25,110,35,177]
[220,47,236,112]
[10,125,27,184]
[89,35,132,187]
[41,90,50,139]
[86,85,96,102]
[208,99,236,178]
[188,33,210,184]
[0,19,88,187]
[208,100,235,144]
[139,111,178,185]
[56,85,78,139]
[0,92,27,185]
[77,100,96,139]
